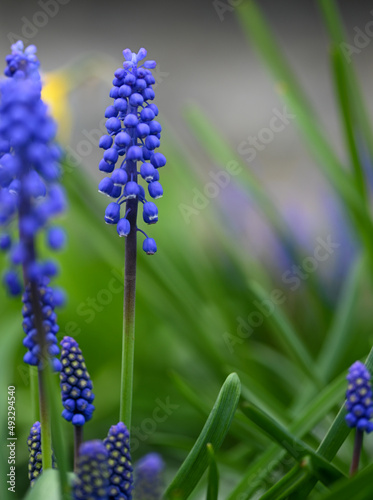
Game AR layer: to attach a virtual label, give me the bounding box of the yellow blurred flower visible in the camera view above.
[42,71,73,144]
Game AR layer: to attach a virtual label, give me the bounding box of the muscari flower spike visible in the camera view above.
[104,422,133,500]
[134,453,164,500]
[59,336,95,426]
[27,421,56,486]
[22,277,62,371]
[0,42,66,296]
[98,48,166,255]
[73,440,110,500]
[345,361,373,433]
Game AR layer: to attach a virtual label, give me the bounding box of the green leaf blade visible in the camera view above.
[165,373,241,500]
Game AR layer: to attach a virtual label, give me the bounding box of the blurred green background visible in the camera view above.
[2,1,373,499]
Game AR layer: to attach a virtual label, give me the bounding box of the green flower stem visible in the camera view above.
[29,280,53,470]
[119,154,138,430]
[350,429,363,477]
[29,366,39,423]
[74,426,83,472]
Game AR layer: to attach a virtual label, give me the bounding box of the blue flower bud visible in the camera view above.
[117,218,131,237]
[137,123,150,138]
[143,237,157,255]
[99,135,113,149]
[143,202,158,221]
[124,114,138,127]
[47,227,66,250]
[99,177,114,196]
[119,85,132,98]
[106,117,121,132]
[114,131,131,148]
[110,87,120,98]
[140,108,155,122]
[103,148,119,164]
[105,106,117,118]
[105,202,120,224]
[4,269,22,295]
[99,159,115,173]
[148,181,163,199]
[127,146,142,161]
[114,98,128,112]
[124,181,140,199]
[145,135,160,151]
[129,92,144,107]
[150,153,166,168]
[140,163,156,182]
[149,121,162,135]
[111,169,128,186]
[0,233,11,250]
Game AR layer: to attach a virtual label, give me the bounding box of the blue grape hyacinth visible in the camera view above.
[73,440,110,500]
[345,361,373,433]
[0,44,66,295]
[27,421,56,485]
[104,422,133,499]
[59,336,95,426]
[22,278,62,371]
[134,453,164,500]
[98,48,166,254]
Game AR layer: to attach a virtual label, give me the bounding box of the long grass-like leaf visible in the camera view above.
[165,373,241,499]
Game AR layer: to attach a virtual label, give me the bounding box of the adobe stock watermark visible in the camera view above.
[63,65,169,173]
[340,10,373,63]
[7,0,71,45]
[235,438,306,499]
[212,0,243,22]
[178,106,295,224]
[178,160,242,224]
[130,397,180,452]
[223,235,340,353]
[237,107,295,163]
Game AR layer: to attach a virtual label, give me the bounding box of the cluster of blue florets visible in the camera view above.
[98,48,166,255]
[4,41,41,80]
[103,422,133,499]
[27,421,56,485]
[73,440,110,500]
[59,336,95,426]
[134,453,164,500]
[22,279,62,371]
[345,361,373,433]
[0,43,66,295]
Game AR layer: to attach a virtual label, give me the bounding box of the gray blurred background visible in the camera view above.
[1,0,373,255]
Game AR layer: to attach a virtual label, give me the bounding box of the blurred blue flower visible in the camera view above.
[73,440,109,500]
[4,41,40,80]
[0,43,66,295]
[22,278,62,371]
[345,361,373,433]
[103,422,133,499]
[134,452,164,500]
[59,336,95,426]
[98,48,165,254]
